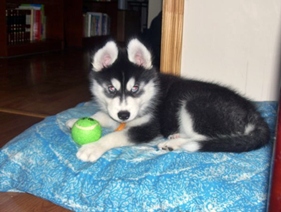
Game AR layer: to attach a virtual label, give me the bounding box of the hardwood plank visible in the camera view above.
[0,192,70,211]
[0,112,42,148]
[0,108,47,118]
[0,50,92,116]
[6,40,63,58]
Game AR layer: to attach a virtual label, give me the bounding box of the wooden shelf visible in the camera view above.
[65,0,118,48]
[0,0,142,56]
[65,0,140,49]
[0,0,64,57]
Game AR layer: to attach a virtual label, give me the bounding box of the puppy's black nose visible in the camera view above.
[118,111,130,121]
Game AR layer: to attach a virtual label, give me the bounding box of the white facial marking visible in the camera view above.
[111,78,121,91]
[106,96,140,122]
[133,80,155,115]
[91,75,158,123]
[91,80,108,111]
[126,78,135,91]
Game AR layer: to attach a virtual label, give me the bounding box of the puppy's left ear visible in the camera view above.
[127,39,152,69]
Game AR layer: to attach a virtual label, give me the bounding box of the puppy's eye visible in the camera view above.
[108,85,116,94]
[131,85,139,94]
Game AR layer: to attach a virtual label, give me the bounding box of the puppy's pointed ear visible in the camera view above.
[127,39,152,69]
[92,41,118,72]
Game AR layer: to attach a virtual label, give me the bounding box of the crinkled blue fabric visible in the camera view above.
[0,102,278,211]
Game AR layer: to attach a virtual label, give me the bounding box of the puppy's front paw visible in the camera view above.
[76,142,106,162]
[66,118,78,129]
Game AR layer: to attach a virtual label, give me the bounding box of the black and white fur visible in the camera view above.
[66,39,270,162]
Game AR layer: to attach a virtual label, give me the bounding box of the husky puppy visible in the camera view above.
[66,39,270,162]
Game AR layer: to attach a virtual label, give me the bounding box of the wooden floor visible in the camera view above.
[0,50,92,211]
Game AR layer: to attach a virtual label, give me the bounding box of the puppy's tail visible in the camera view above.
[185,118,270,153]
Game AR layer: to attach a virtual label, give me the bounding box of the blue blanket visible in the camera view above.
[0,102,277,211]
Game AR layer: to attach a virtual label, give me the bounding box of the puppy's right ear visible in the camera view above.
[92,41,118,72]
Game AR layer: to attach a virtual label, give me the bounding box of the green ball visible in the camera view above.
[71,117,102,145]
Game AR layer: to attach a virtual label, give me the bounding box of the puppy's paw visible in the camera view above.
[158,139,201,152]
[158,140,181,151]
[66,118,78,129]
[168,133,181,140]
[76,142,106,162]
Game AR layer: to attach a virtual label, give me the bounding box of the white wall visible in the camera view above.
[181,0,281,101]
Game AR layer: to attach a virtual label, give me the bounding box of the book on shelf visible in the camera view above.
[6,4,46,45]
[6,9,31,44]
[18,4,46,41]
[83,12,110,38]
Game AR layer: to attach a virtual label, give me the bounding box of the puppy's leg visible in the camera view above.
[77,130,132,162]
[158,137,204,152]
[90,111,118,129]
[66,119,78,129]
